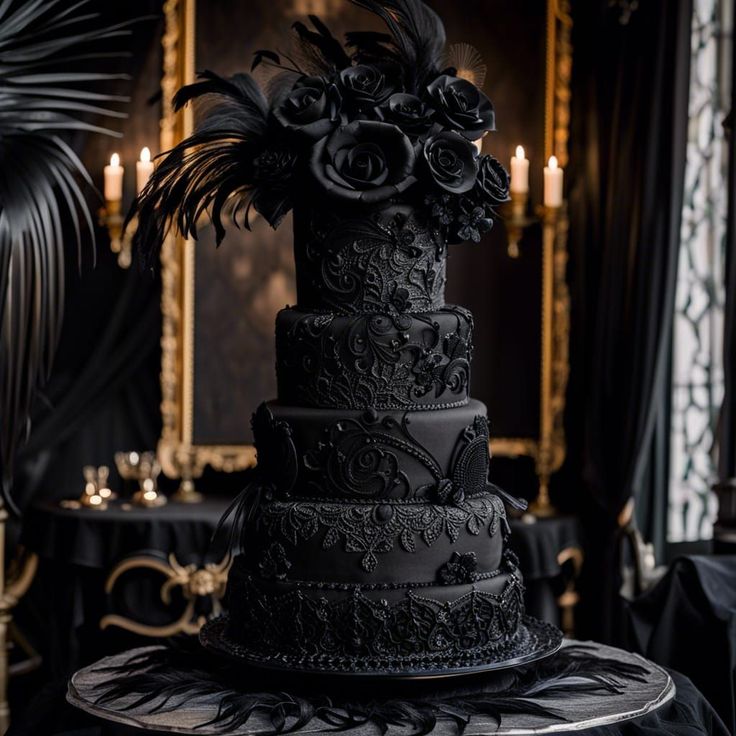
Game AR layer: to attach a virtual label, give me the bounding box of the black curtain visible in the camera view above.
[559,0,692,642]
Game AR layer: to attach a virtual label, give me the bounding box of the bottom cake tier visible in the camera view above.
[219,555,529,673]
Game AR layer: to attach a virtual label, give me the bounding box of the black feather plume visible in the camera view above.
[91,643,648,736]
[347,0,446,93]
[128,70,278,268]
[291,15,352,73]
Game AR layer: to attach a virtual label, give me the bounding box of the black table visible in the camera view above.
[628,554,736,733]
[20,498,581,676]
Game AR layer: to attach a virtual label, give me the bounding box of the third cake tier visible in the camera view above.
[252,399,493,502]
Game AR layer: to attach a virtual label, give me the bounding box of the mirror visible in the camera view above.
[157,0,571,505]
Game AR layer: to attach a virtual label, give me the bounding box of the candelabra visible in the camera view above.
[503,190,536,258]
[115,451,167,508]
[100,148,152,268]
[98,201,137,269]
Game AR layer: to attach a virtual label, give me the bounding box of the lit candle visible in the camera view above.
[543,155,564,207]
[104,153,123,202]
[510,145,529,194]
[136,146,154,194]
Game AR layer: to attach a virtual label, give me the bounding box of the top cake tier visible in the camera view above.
[293,202,447,314]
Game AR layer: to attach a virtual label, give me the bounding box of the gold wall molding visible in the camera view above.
[494,0,571,512]
[158,0,256,488]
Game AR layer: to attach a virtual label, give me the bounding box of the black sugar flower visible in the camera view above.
[438,551,478,585]
[426,75,495,140]
[258,543,292,580]
[474,154,510,208]
[456,205,493,243]
[423,132,478,194]
[340,64,397,110]
[272,75,342,140]
[376,93,435,138]
[310,120,417,204]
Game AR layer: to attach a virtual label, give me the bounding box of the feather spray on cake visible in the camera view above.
[130,0,557,677]
[129,0,510,266]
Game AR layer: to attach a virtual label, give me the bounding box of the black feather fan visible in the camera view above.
[129,69,294,268]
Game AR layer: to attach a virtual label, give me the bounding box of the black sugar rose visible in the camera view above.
[340,64,396,110]
[376,93,435,138]
[310,120,417,204]
[272,75,341,140]
[474,154,510,206]
[423,131,478,194]
[426,74,495,140]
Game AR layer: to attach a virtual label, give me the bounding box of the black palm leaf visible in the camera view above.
[129,69,273,267]
[0,0,133,511]
[346,0,446,93]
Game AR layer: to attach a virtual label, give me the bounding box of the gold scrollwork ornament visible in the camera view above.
[100,553,230,637]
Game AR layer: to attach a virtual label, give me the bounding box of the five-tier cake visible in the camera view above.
[133,0,562,676]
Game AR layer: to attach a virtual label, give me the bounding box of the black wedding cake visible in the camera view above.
[134,0,562,676]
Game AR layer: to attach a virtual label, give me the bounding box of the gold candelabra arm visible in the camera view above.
[99,200,136,269]
[502,191,536,258]
[529,202,569,518]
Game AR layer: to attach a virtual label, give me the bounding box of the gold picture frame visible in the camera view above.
[489,0,572,509]
[157,0,572,503]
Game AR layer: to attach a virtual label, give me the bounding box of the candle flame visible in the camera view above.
[110,152,120,167]
[140,146,151,163]
[515,145,525,159]
[548,155,558,170]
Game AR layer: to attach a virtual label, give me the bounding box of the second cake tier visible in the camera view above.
[275,305,473,411]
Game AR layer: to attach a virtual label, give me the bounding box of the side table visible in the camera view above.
[20,498,229,677]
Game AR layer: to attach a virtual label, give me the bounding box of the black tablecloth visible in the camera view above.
[509,514,581,623]
[628,554,736,734]
[7,668,729,735]
[22,499,228,568]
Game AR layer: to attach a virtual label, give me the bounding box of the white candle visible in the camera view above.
[510,145,529,194]
[543,155,564,207]
[136,146,154,194]
[104,152,123,202]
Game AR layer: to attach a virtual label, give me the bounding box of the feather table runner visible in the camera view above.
[66,639,674,735]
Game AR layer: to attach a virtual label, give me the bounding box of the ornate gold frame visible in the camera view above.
[158,0,256,490]
[158,0,572,499]
[489,0,572,506]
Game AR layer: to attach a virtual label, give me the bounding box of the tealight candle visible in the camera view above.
[543,155,564,207]
[136,146,154,194]
[104,153,123,202]
[510,145,529,194]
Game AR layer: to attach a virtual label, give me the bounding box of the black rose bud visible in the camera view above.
[253,147,298,184]
[474,154,510,207]
[376,93,435,138]
[423,131,478,194]
[310,120,417,204]
[272,75,342,140]
[340,64,397,110]
[251,147,299,227]
[426,75,495,140]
